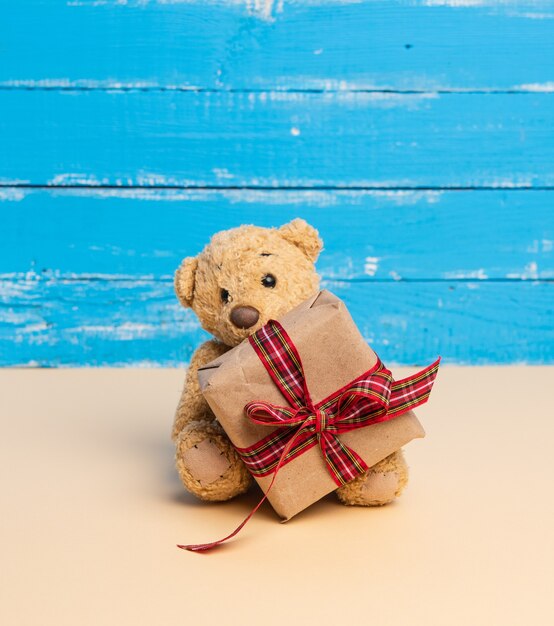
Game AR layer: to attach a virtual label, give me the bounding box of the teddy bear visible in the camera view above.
[171,218,409,508]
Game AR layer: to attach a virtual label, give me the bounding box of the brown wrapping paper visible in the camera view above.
[198,290,425,520]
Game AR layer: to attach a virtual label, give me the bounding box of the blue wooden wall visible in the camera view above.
[1,0,553,367]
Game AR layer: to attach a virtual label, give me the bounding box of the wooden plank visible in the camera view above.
[1,277,551,366]
[1,91,554,187]
[2,1,554,91]
[1,188,552,281]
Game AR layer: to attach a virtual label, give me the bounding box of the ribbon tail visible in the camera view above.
[178,424,314,553]
[388,357,441,416]
[177,480,274,553]
[319,432,369,486]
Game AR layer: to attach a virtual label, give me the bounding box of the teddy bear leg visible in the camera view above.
[335,449,409,507]
[175,419,252,502]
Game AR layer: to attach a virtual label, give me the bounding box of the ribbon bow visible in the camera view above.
[179,319,440,552]
[240,320,441,486]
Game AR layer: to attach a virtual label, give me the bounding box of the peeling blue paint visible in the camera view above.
[1,0,553,365]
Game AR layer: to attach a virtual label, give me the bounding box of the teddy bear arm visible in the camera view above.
[171,339,230,441]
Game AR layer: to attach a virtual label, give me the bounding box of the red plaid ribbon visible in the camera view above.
[179,320,440,552]
[238,320,440,486]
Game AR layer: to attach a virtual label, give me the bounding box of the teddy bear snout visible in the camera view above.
[230,306,260,329]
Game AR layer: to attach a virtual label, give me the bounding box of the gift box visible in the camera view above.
[198,290,438,521]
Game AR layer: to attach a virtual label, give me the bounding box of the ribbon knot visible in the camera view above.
[313,408,328,435]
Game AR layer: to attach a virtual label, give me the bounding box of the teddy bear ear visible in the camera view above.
[174,256,198,308]
[277,218,323,262]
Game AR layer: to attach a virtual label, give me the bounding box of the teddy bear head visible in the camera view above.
[175,218,322,347]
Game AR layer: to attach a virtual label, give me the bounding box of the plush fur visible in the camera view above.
[172,219,408,505]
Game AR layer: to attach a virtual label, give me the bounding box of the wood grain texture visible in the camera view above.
[1,277,552,367]
[1,188,552,281]
[2,1,553,366]
[2,1,554,91]
[1,90,554,187]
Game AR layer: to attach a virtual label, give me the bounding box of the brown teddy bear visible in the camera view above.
[171,218,408,507]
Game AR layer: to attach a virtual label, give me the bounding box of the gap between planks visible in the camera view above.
[3,185,554,191]
[2,86,554,95]
[1,276,551,285]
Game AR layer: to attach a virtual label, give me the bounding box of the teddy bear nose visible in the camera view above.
[230,306,260,329]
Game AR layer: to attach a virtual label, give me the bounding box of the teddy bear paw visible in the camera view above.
[335,450,409,507]
[175,420,252,501]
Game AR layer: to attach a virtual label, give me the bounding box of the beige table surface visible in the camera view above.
[1,367,553,626]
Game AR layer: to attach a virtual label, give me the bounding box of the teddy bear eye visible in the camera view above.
[261,274,277,288]
[220,288,230,303]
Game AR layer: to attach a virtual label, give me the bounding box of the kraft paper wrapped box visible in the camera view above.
[198,290,426,521]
